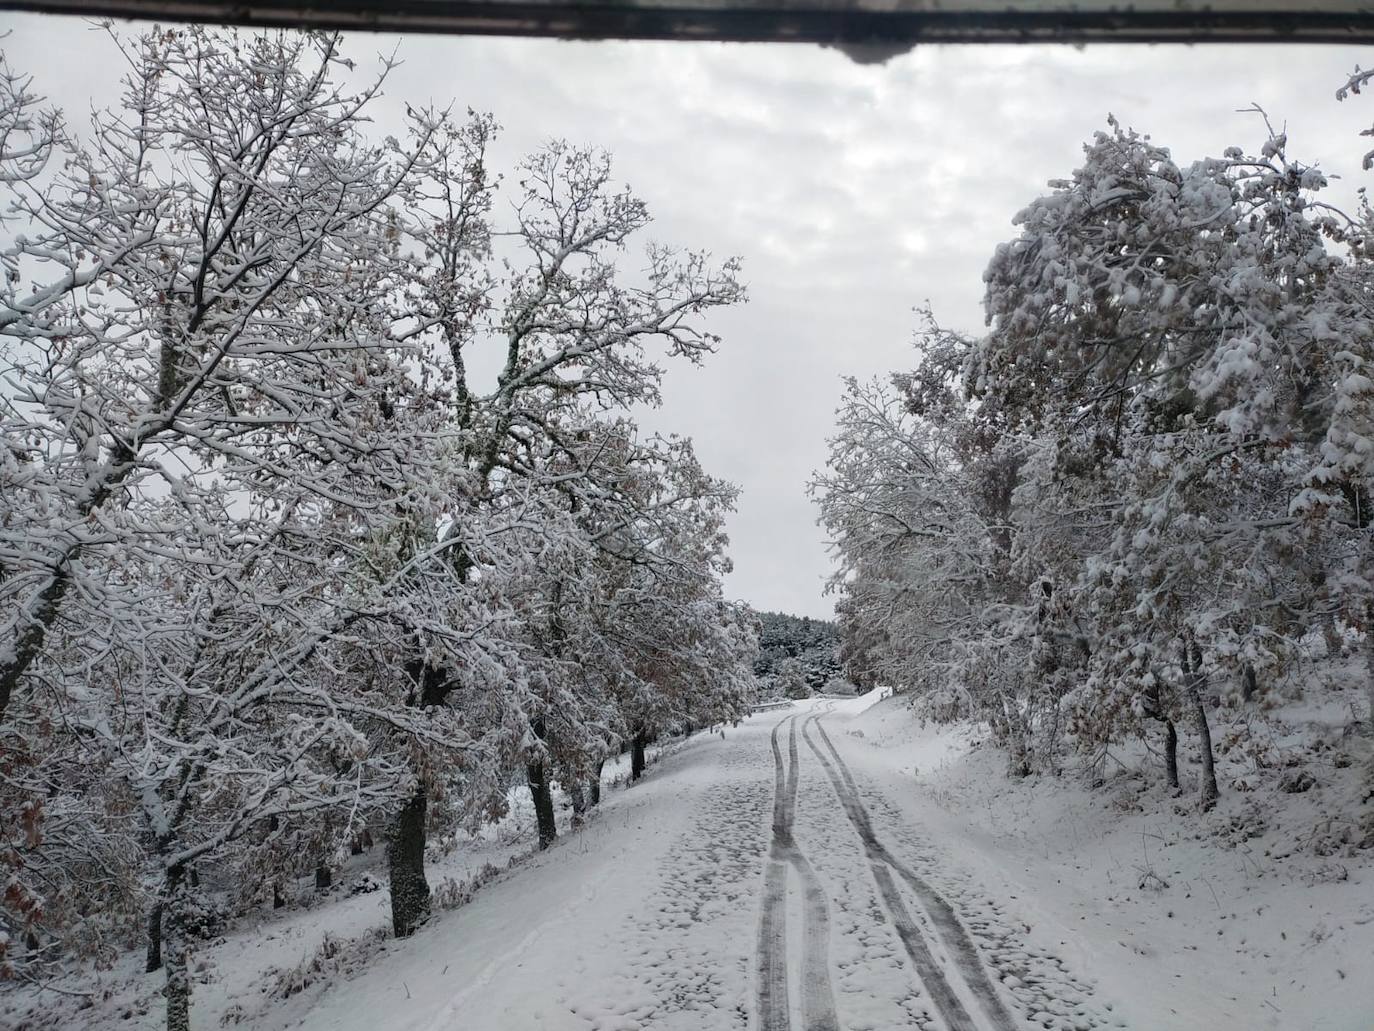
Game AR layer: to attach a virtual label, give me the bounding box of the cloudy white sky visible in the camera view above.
[4,14,1372,618]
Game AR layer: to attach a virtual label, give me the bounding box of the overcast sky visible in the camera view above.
[3,15,1372,618]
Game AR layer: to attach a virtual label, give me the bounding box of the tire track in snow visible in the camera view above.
[802,715,981,1031]
[757,715,840,1031]
[783,718,841,1031]
[757,858,790,1031]
[809,715,1021,1031]
[791,753,935,1031]
[851,772,1116,1031]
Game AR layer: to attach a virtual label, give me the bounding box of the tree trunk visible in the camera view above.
[525,717,557,848]
[1164,719,1179,793]
[589,758,604,807]
[145,901,163,973]
[986,703,1010,745]
[1183,640,1219,810]
[631,731,647,782]
[527,757,558,849]
[387,787,431,938]
[1001,695,1031,777]
[1324,609,1344,658]
[0,562,73,727]
[1366,599,1374,737]
[162,864,191,1031]
[568,781,587,829]
[315,863,332,891]
[1242,663,1258,704]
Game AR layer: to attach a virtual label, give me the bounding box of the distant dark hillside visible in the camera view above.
[754,610,844,690]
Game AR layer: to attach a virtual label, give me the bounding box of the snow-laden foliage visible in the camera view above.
[753,611,844,693]
[815,101,1374,814]
[0,27,755,1027]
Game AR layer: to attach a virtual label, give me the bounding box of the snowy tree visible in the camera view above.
[0,30,472,1020]
[373,133,746,932]
[753,611,844,688]
[0,26,751,1028]
[818,106,1374,807]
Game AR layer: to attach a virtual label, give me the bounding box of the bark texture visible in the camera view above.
[589,758,604,807]
[631,731,647,782]
[1366,599,1374,737]
[1164,719,1180,793]
[527,757,558,849]
[1183,640,1219,809]
[145,901,163,973]
[569,781,587,828]
[388,788,431,937]
[162,864,191,1031]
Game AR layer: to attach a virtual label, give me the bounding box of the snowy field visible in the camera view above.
[7,687,1370,1031]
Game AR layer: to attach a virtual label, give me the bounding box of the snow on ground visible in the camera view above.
[1,740,699,1031]
[831,690,1374,1031]
[302,726,770,1031]
[6,690,1372,1031]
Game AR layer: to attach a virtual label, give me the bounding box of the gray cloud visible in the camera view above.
[2,15,1369,617]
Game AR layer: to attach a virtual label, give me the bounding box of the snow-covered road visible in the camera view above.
[10,692,1369,1031]
[298,698,1118,1031]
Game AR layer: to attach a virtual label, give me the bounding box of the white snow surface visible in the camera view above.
[6,690,1373,1030]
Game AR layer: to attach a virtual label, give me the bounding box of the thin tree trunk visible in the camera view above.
[568,781,587,829]
[526,717,557,848]
[527,757,558,849]
[387,787,431,938]
[1242,663,1258,704]
[986,704,1010,745]
[388,658,449,937]
[0,562,73,726]
[162,864,191,1031]
[145,901,163,973]
[1366,599,1374,737]
[631,731,647,782]
[1183,640,1219,810]
[1324,609,1343,658]
[1001,694,1031,777]
[1164,719,1179,793]
[589,758,604,807]
[267,813,284,907]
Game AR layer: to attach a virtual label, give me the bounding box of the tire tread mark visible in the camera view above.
[760,715,840,1031]
[758,858,790,1031]
[757,716,792,1031]
[785,719,839,1031]
[814,716,1019,1031]
[802,716,977,1031]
